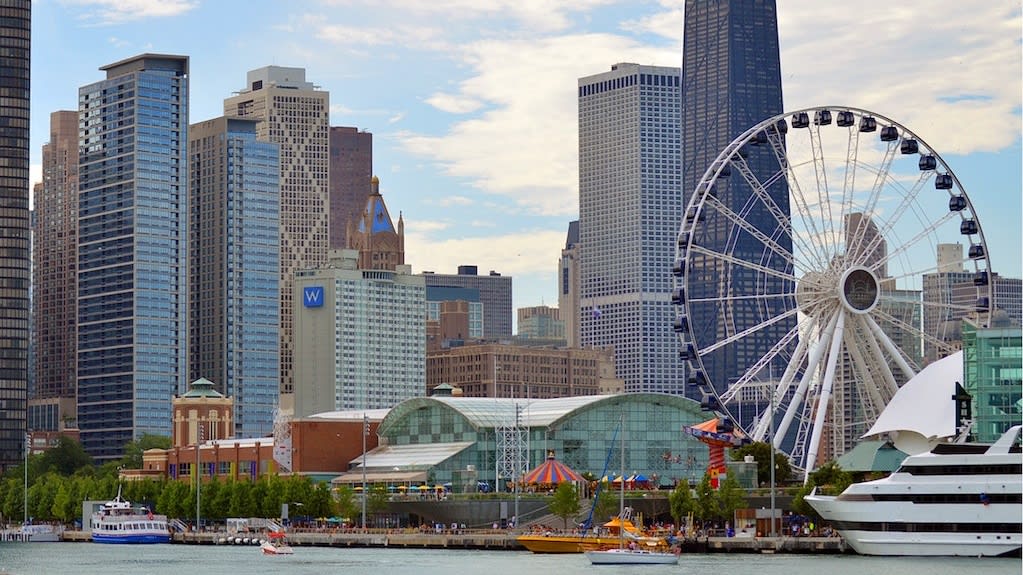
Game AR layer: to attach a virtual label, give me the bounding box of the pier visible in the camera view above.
[57,530,848,554]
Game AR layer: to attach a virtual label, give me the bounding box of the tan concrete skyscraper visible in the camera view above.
[225,66,330,396]
[30,111,78,430]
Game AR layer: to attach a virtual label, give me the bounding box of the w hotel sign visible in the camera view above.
[303,286,325,308]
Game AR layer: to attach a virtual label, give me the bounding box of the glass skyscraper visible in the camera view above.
[681,0,791,402]
[77,54,189,462]
[189,117,280,438]
[0,0,30,471]
[577,63,684,393]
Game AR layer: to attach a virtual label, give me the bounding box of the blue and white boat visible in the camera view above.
[91,488,169,544]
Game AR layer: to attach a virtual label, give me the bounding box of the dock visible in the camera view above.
[58,530,848,553]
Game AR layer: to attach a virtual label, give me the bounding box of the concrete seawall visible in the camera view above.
[60,530,847,554]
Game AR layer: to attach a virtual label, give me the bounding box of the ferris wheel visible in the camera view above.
[673,106,994,478]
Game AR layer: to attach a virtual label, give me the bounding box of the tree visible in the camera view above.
[548,482,581,529]
[693,474,719,522]
[588,481,619,524]
[38,437,92,476]
[792,461,853,517]
[729,442,792,485]
[308,481,335,519]
[119,434,172,470]
[668,481,698,529]
[715,474,748,525]
[334,485,357,523]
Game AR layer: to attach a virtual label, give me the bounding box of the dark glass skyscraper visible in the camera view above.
[78,54,189,462]
[681,0,791,404]
[0,0,30,472]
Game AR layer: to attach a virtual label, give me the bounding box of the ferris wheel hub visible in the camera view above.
[839,267,880,314]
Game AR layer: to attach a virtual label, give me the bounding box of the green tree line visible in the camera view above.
[1,435,343,525]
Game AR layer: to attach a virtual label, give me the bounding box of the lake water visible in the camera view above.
[0,543,1019,575]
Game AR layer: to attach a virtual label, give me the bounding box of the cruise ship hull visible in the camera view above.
[807,424,1022,557]
[808,494,1020,557]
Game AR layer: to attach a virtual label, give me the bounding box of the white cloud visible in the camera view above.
[778,1,1020,156]
[433,196,474,207]
[398,34,676,217]
[405,219,451,233]
[405,228,564,278]
[317,0,617,34]
[62,0,198,25]
[425,92,483,114]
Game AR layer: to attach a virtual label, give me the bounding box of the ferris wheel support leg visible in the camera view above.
[803,311,846,483]
[774,309,841,449]
[864,314,917,383]
[752,334,809,441]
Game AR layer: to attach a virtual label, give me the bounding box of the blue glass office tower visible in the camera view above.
[78,54,189,462]
[578,63,684,393]
[189,117,280,438]
[0,0,30,471]
[681,0,791,403]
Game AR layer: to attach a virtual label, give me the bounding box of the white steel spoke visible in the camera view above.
[848,140,899,261]
[765,126,834,271]
[729,153,828,269]
[871,306,955,366]
[751,331,811,441]
[721,323,800,405]
[689,245,796,285]
[854,171,930,270]
[863,313,917,383]
[874,210,959,276]
[698,306,800,356]
[702,194,803,273]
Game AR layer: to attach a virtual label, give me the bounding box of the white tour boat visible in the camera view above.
[807,424,1022,557]
[91,488,170,544]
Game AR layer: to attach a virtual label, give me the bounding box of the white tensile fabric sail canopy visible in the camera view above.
[863,351,962,455]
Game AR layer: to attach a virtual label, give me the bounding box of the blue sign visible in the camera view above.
[303,286,324,308]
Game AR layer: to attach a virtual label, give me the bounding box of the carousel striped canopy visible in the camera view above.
[521,451,583,485]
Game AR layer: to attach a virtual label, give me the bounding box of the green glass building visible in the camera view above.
[349,393,716,492]
[962,320,1022,442]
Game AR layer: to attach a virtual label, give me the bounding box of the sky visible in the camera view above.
[30,1,1022,323]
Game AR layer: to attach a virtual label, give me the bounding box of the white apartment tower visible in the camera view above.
[578,63,684,393]
[224,66,330,396]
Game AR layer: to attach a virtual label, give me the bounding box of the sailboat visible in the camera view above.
[585,414,679,566]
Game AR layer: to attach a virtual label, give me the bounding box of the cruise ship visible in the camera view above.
[807,425,1022,557]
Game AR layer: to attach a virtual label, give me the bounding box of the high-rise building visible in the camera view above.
[30,111,78,433]
[558,220,580,347]
[681,0,790,400]
[0,0,30,471]
[422,266,513,340]
[189,116,281,438]
[224,66,330,396]
[329,126,373,249]
[577,63,683,393]
[517,306,565,340]
[293,249,426,416]
[426,285,483,347]
[77,54,189,461]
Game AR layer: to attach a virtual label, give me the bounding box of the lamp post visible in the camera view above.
[361,413,368,531]
[769,381,777,538]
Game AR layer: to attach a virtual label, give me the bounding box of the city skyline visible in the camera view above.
[28,1,1023,321]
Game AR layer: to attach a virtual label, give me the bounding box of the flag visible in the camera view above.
[592,306,602,319]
